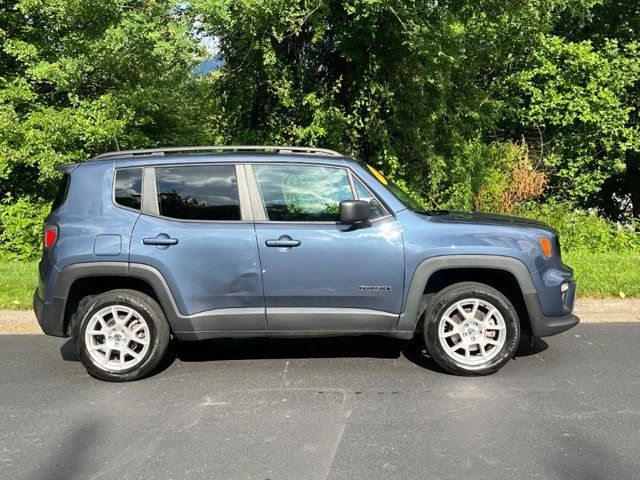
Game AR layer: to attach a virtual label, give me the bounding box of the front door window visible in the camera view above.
[253,165,354,222]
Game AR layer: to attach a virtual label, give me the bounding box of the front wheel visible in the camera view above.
[72,289,170,382]
[423,282,520,376]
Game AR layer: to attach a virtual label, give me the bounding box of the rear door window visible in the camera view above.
[155,165,240,221]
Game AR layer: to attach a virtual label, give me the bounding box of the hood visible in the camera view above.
[426,210,557,235]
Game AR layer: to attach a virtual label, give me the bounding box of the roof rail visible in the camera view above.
[90,145,344,161]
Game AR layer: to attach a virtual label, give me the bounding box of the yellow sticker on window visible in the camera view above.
[367,165,388,185]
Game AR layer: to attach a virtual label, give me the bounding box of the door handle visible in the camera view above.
[143,234,178,246]
[265,235,301,248]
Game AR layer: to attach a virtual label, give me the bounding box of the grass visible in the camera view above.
[0,261,38,310]
[0,252,638,310]
[563,250,640,298]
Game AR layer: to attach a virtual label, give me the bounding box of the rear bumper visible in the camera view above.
[524,291,580,337]
[32,289,67,337]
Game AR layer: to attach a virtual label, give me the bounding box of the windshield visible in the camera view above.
[364,164,426,213]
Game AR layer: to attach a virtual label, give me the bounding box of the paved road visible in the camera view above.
[1,324,639,480]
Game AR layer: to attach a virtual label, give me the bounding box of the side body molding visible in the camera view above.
[396,255,537,333]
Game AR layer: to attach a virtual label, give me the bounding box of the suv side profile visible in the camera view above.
[33,146,579,381]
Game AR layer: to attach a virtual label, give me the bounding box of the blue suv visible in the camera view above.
[33,146,579,381]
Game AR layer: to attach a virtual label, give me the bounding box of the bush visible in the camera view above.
[0,198,50,261]
[517,201,640,253]
[422,139,547,213]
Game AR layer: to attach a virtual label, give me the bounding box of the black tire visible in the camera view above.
[423,282,520,376]
[72,289,170,382]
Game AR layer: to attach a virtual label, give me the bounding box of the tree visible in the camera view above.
[0,0,209,201]
[191,0,560,208]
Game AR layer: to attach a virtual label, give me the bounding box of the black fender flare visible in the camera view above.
[53,262,185,331]
[396,255,537,333]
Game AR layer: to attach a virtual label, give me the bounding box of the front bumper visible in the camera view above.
[524,291,580,337]
[33,289,67,337]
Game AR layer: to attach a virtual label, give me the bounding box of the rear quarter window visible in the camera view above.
[50,173,70,212]
[114,168,143,210]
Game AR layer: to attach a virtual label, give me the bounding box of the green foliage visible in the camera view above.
[0,0,212,202]
[518,201,640,253]
[504,36,640,202]
[0,197,49,260]
[1,0,639,262]
[191,1,557,185]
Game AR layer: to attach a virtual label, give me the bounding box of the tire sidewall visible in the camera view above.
[73,290,169,382]
[424,284,520,376]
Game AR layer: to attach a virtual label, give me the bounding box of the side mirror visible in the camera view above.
[340,200,371,224]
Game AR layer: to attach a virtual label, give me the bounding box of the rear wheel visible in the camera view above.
[72,289,170,382]
[423,282,520,375]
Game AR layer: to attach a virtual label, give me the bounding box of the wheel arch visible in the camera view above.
[397,255,537,335]
[55,262,181,336]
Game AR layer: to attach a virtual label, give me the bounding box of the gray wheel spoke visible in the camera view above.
[131,335,148,346]
[453,341,466,353]
[485,323,505,331]
[470,300,480,319]
[125,347,141,359]
[455,302,468,319]
[97,317,109,331]
[131,324,145,334]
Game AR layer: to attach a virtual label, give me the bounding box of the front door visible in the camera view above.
[249,163,405,332]
[130,163,265,333]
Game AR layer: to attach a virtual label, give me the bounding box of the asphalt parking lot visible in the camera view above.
[1,323,639,480]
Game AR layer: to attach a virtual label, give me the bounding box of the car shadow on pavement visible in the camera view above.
[60,338,77,361]
[59,333,549,377]
[515,335,549,357]
[156,335,448,375]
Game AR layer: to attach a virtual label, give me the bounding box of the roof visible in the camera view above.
[90,146,345,162]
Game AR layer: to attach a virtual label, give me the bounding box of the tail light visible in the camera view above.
[44,225,58,249]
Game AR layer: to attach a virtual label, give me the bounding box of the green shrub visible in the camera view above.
[0,198,50,261]
[517,201,640,253]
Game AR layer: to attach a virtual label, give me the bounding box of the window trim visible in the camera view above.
[112,167,144,214]
[246,162,392,225]
[137,163,253,223]
[348,170,390,221]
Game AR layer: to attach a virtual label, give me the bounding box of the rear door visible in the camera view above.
[130,163,265,333]
[248,163,405,332]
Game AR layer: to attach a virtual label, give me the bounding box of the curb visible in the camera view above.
[1,298,639,334]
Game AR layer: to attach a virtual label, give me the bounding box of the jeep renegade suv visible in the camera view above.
[33,146,579,381]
